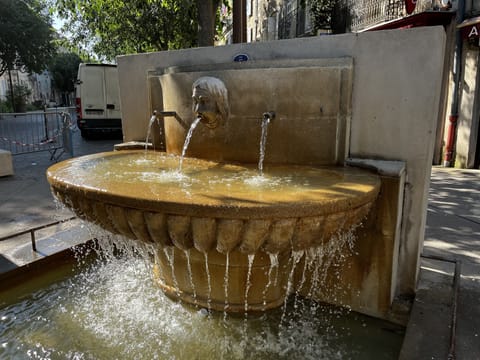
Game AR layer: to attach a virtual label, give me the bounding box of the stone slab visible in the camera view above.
[0,149,14,177]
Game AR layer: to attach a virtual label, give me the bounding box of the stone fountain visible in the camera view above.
[48,149,380,311]
[48,57,382,313]
[48,27,446,322]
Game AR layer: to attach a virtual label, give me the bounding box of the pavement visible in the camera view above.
[0,129,479,358]
[402,167,480,359]
[0,130,122,276]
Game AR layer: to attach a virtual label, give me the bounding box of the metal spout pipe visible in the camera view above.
[263,111,276,122]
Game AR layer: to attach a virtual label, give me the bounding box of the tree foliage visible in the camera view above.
[309,0,335,31]
[0,0,56,76]
[55,0,201,60]
[309,0,350,33]
[49,52,82,93]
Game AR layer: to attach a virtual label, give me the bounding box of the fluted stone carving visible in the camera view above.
[54,189,374,254]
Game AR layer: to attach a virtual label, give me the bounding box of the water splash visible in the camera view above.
[0,233,404,359]
[179,117,202,172]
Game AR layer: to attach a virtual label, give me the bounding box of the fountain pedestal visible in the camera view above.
[155,248,291,312]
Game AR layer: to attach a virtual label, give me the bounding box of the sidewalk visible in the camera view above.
[400,167,480,359]
[421,167,480,359]
[0,134,479,358]
[0,131,121,237]
[0,130,121,272]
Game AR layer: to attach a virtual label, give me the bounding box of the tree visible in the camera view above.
[55,0,198,60]
[0,0,56,110]
[54,0,228,60]
[49,52,82,105]
[197,0,222,46]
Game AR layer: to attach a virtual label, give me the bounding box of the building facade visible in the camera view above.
[243,0,316,42]
[0,68,56,110]
[353,0,480,169]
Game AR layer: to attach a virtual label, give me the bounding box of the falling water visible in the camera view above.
[306,247,325,299]
[184,249,197,305]
[258,116,270,175]
[163,247,180,297]
[204,252,212,312]
[262,253,279,308]
[280,250,304,327]
[224,252,230,317]
[293,249,317,311]
[0,231,404,359]
[178,117,202,171]
[145,113,158,151]
[243,254,256,343]
[244,254,256,313]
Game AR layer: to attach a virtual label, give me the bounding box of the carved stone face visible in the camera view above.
[191,77,229,129]
[192,86,218,129]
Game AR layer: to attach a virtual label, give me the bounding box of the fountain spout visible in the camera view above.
[263,111,276,123]
[158,110,177,118]
[155,110,189,130]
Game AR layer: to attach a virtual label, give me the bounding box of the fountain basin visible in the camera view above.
[47,150,380,311]
[47,150,380,252]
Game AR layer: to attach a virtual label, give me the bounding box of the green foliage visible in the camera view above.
[0,0,56,76]
[49,52,82,93]
[0,99,12,113]
[55,0,200,61]
[214,1,230,43]
[309,0,351,34]
[6,84,32,112]
[309,0,335,31]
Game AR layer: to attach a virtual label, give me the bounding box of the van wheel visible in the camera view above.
[80,129,90,139]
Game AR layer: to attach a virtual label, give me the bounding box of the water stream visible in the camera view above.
[184,249,197,305]
[224,252,230,316]
[258,116,270,175]
[145,113,158,151]
[179,117,202,172]
[204,252,213,312]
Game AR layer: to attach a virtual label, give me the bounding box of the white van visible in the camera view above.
[75,63,122,138]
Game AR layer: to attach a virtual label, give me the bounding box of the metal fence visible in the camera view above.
[0,107,75,161]
[351,0,437,31]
